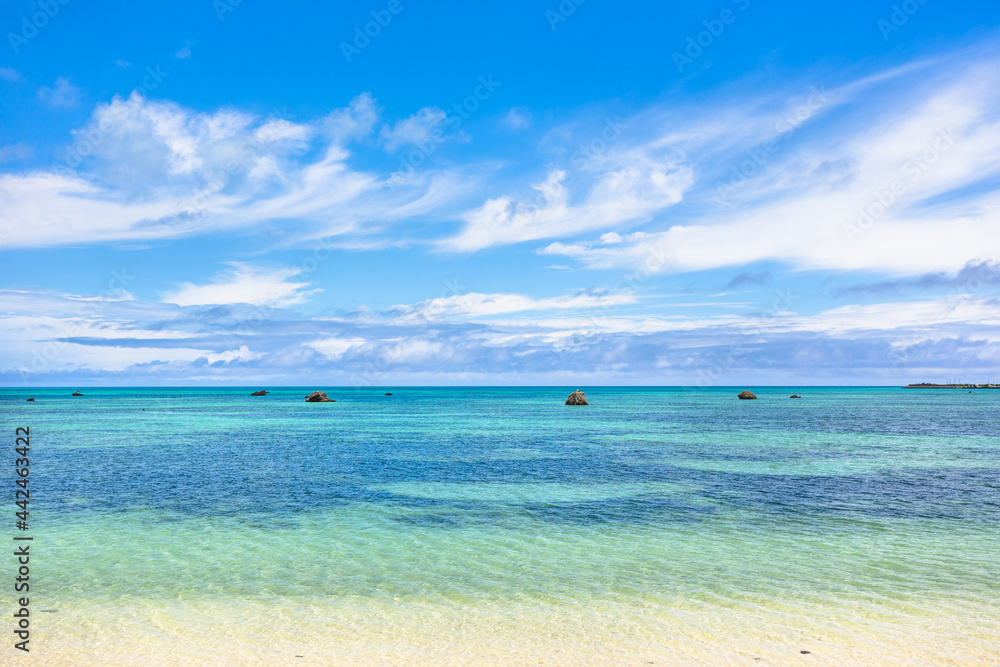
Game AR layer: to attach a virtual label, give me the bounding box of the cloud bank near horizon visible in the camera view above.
[2,38,1000,385]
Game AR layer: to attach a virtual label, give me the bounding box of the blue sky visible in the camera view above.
[2,0,1000,385]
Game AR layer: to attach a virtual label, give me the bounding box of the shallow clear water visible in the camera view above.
[3,386,999,665]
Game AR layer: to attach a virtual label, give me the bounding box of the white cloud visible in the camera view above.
[781,295,1000,338]
[383,338,445,362]
[162,263,318,307]
[174,41,192,59]
[0,93,442,248]
[444,154,693,251]
[254,118,313,144]
[503,108,532,130]
[0,171,194,248]
[390,290,638,321]
[204,346,261,363]
[3,280,1000,383]
[38,77,80,108]
[537,61,1000,276]
[0,67,21,82]
[307,336,367,359]
[380,107,449,151]
[323,93,379,143]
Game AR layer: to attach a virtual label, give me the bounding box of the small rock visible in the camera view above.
[566,390,589,405]
[305,391,335,403]
[385,392,392,396]
[737,390,757,400]
[250,390,269,396]
[26,398,34,402]
[71,391,83,397]
[800,650,811,654]
[790,394,801,398]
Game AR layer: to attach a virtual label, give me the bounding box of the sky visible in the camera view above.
[2,0,1000,386]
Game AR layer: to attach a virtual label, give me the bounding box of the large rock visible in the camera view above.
[789,394,801,399]
[305,391,335,403]
[71,391,83,396]
[737,390,757,400]
[26,398,34,402]
[250,390,269,396]
[565,390,589,405]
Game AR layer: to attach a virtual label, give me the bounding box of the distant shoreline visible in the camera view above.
[903,383,1000,389]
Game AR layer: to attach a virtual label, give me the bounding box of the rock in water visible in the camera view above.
[565,390,589,405]
[790,394,801,398]
[737,390,757,400]
[26,398,34,402]
[250,390,269,396]
[385,392,392,396]
[71,391,83,396]
[305,391,335,403]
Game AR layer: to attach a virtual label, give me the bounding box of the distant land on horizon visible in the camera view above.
[903,383,1000,389]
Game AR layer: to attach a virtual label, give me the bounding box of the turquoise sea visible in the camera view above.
[3,386,999,665]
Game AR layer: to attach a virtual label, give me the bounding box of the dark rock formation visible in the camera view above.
[790,395,801,398]
[737,390,757,400]
[26,398,34,402]
[565,390,589,405]
[250,390,269,396]
[385,392,392,396]
[71,391,83,396]
[305,391,335,403]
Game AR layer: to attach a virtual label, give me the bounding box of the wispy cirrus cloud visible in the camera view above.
[443,156,693,251]
[536,55,1000,277]
[0,92,446,249]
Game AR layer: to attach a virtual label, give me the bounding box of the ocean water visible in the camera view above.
[2,386,999,665]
